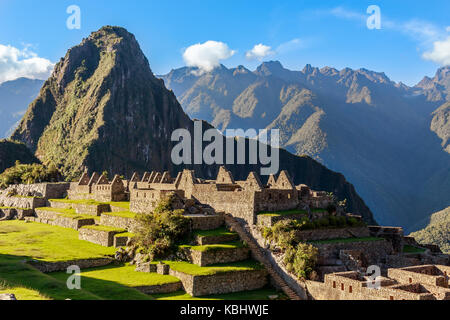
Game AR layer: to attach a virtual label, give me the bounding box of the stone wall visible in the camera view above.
[294,227,371,242]
[191,184,256,224]
[169,268,268,297]
[100,214,138,232]
[195,233,239,245]
[78,227,122,247]
[369,226,404,253]
[185,214,224,230]
[184,247,250,267]
[388,265,449,288]
[254,189,299,213]
[3,183,70,199]
[257,213,307,228]
[130,189,184,213]
[312,239,393,265]
[0,208,33,220]
[52,216,95,230]
[73,203,110,216]
[0,196,46,209]
[29,258,113,273]
[134,282,182,295]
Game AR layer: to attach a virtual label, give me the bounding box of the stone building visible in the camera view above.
[127,167,335,224]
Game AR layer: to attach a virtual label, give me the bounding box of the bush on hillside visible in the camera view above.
[0,161,61,189]
[134,194,191,261]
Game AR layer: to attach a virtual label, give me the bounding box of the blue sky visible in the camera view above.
[0,0,449,85]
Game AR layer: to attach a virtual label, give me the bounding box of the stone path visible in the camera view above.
[223,214,303,300]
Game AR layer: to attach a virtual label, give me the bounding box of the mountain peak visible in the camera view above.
[11,25,189,178]
[255,60,285,76]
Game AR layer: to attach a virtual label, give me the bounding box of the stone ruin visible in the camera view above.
[65,166,338,225]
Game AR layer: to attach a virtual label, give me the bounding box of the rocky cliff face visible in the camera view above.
[10,26,375,224]
[161,62,450,232]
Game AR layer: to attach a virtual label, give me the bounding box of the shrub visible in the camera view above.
[0,161,61,188]
[134,194,191,261]
[283,243,318,280]
[292,243,318,279]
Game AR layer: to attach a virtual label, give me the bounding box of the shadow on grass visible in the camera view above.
[0,254,153,300]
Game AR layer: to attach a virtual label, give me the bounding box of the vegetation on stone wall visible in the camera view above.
[0,161,61,189]
[261,215,365,280]
[261,220,318,280]
[133,195,191,261]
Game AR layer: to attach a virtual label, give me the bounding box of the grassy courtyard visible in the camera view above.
[0,220,279,300]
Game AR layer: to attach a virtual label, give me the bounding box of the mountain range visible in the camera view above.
[0,78,43,138]
[161,61,450,232]
[7,26,375,224]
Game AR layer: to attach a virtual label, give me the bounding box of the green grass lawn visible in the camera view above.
[180,241,245,252]
[164,260,264,276]
[0,254,102,300]
[36,207,76,214]
[49,199,104,205]
[102,211,136,219]
[403,245,426,253]
[308,237,383,245]
[109,202,130,210]
[115,232,135,238]
[81,225,126,233]
[50,263,180,300]
[0,281,51,300]
[257,209,307,217]
[0,220,115,262]
[0,221,278,301]
[36,207,97,221]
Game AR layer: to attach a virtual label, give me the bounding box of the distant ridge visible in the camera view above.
[160,61,450,232]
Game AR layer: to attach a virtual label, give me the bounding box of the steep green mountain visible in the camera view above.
[160,62,450,232]
[0,139,39,173]
[10,26,375,224]
[0,78,44,138]
[410,207,450,254]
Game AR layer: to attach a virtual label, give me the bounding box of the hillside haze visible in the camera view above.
[9,26,375,224]
[161,62,450,232]
[0,78,43,138]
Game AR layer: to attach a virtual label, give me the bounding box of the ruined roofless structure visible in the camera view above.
[68,166,335,225]
[128,167,334,225]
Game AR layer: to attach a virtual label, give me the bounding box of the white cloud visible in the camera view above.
[182,41,235,74]
[423,37,450,66]
[245,44,274,61]
[0,44,54,84]
[276,38,305,54]
[329,6,365,21]
[446,26,450,33]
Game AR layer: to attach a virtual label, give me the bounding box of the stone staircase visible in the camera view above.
[223,214,305,300]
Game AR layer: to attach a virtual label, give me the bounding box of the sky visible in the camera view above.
[0,0,449,86]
